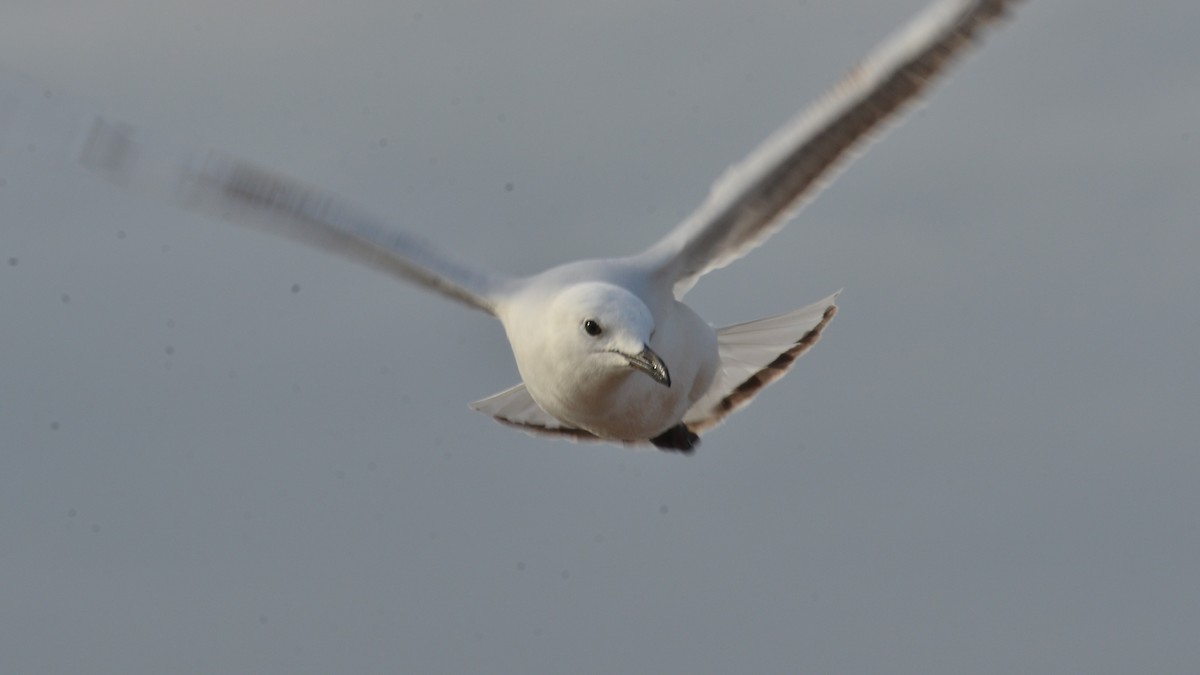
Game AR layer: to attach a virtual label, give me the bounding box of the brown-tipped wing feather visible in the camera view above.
[470,384,602,441]
[683,294,839,434]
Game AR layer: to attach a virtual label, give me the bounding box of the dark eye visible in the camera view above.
[583,319,603,337]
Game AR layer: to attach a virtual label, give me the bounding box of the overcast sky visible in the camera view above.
[2,1,1198,673]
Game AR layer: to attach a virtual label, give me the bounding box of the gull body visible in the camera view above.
[15,0,1022,452]
[497,262,718,442]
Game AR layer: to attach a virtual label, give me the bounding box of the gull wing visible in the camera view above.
[683,292,839,433]
[80,119,504,314]
[640,0,1020,296]
[0,74,503,315]
[470,384,601,441]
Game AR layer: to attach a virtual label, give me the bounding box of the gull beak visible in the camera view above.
[625,344,671,388]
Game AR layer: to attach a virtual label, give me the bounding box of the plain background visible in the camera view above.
[2,1,1197,673]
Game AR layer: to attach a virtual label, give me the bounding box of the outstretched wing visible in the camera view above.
[640,0,1020,296]
[80,118,505,314]
[0,73,504,315]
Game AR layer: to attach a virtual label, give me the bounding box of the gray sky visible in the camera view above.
[2,1,1198,673]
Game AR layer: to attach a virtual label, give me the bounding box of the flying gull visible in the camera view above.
[5,0,1022,452]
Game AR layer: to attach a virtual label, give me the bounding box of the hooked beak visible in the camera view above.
[623,344,671,388]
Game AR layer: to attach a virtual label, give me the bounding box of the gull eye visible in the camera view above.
[583,319,603,337]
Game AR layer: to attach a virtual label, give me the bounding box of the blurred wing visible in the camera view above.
[683,292,838,433]
[0,73,503,315]
[80,119,504,314]
[641,0,1020,296]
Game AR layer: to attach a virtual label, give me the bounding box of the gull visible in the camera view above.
[7,0,1021,453]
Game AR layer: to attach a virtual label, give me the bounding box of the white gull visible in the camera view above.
[18,0,1022,452]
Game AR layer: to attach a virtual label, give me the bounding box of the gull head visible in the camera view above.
[539,283,670,388]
